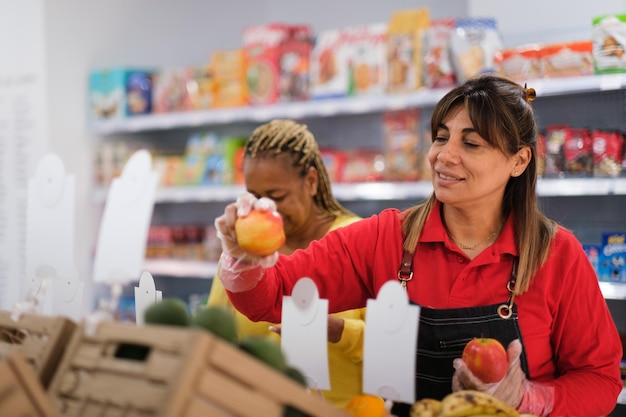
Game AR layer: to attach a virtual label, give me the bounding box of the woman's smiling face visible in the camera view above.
[428,104,520,211]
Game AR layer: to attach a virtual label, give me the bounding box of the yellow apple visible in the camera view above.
[235,208,285,257]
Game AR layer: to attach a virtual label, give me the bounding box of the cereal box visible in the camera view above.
[311,24,388,98]
[598,232,626,283]
[89,68,154,121]
[153,68,190,113]
[243,24,312,105]
[211,49,248,108]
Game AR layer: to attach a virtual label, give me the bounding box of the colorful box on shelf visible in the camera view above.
[598,232,626,283]
[48,321,348,417]
[0,351,60,417]
[0,311,77,388]
[89,68,155,121]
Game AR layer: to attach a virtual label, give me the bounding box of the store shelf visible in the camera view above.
[94,177,626,205]
[143,258,217,278]
[91,88,450,135]
[600,282,626,300]
[90,74,626,135]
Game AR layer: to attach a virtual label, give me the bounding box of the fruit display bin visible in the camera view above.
[0,310,77,388]
[0,351,60,417]
[47,321,350,417]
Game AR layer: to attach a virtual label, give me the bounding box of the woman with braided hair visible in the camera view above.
[207,118,366,408]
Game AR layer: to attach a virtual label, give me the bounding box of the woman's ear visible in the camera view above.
[305,166,319,195]
[512,146,532,176]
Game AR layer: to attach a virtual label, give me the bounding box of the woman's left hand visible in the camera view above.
[452,339,555,416]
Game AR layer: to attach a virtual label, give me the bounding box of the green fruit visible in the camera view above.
[283,405,310,417]
[143,298,190,327]
[238,336,287,372]
[284,366,308,388]
[191,306,238,344]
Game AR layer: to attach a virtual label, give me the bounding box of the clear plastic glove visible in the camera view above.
[452,339,555,417]
[214,192,280,292]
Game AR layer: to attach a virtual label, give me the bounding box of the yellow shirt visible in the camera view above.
[206,214,365,408]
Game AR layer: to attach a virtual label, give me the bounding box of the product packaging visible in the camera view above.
[592,14,626,74]
[423,18,457,89]
[89,68,154,121]
[210,49,248,108]
[386,8,430,93]
[449,17,502,83]
[598,232,626,283]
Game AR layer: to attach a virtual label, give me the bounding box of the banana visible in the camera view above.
[410,398,443,417]
[440,390,519,417]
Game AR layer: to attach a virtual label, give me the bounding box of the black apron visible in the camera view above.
[391,252,530,417]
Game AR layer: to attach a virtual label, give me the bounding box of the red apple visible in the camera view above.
[462,337,508,383]
[235,208,286,257]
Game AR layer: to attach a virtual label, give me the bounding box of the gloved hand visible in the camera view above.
[452,339,555,417]
[214,192,280,292]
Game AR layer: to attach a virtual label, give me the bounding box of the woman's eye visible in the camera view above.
[433,135,448,143]
[464,142,480,148]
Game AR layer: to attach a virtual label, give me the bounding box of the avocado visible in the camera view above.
[238,336,287,372]
[284,365,308,388]
[143,298,190,327]
[190,306,238,344]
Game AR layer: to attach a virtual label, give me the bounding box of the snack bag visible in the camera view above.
[598,232,626,283]
[348,23,388,96]
[563,127,593,176]
[386,8,430,93]
[592,129,624,177]
[449,17,502,83]
[592,14,626,74]
[494,44,541,82]
[539,41,594,78]
[382,109,421,181]
[423,18,457,89]
[543,125,568,177]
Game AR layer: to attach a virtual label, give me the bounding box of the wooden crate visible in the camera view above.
[0,311,77,388]
[0,351,60,417]
[48,321,349,417]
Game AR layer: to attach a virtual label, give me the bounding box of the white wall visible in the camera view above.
[469,0,626,46]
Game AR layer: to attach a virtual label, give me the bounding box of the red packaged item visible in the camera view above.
[340,149,385,183]
[382,108,422,181]
[279,25,313,102]
[536,132,547,177]
[320,148,347,183]
[563,127,593,175]
[539,40,594,78]
[494,44,541,82]
[592,129,624,177]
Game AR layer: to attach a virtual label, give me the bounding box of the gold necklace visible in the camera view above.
[449,231,497,251]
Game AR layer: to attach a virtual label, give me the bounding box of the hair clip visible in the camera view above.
[523,83,536,102]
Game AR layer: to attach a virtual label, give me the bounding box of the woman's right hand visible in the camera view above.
[214,192,280,268]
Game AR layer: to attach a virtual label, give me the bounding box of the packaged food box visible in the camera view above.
[598,232,626,283]
[386,8,430,93]
[494,44,541,82]
[89,68,154,121]
[153,67,190,113]
[201,136,246,185]
[243,23,313,105]
[539,40,594,78]
[592,14,626,74]
[47,321,349,417]
[0,351,59,417]
[311,23,388,98]
[185,64,214,110]
[0,311,77,388]
[210,49,248,108]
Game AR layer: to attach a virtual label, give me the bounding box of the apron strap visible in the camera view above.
[397,249,414,288]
